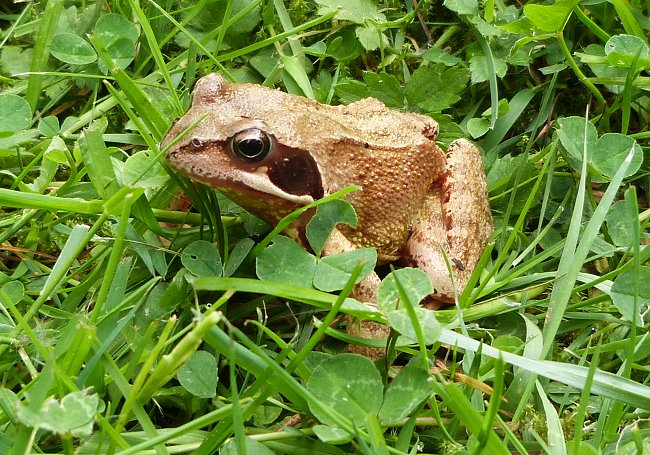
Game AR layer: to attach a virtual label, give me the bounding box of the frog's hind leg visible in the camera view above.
[402,139,492,303]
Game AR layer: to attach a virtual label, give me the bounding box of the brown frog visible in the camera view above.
[163,73,492,305]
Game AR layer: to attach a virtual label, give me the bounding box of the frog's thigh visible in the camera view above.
[402,190,459,300]
[403,139,492,300]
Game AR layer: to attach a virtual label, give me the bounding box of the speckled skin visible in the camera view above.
[163,73,492,301]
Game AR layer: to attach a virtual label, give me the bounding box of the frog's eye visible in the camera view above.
[231,128,272,161]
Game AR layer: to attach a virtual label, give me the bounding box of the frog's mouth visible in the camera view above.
[217,184,307,225]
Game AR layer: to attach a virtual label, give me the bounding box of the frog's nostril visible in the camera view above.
[190,138,204,150]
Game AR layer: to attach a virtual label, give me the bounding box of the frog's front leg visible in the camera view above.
[402,139,492,302]
[323,229,390,358]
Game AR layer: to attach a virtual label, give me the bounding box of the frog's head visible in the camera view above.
[162,74,325,224]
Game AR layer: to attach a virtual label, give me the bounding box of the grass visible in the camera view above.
[0,0,649,454]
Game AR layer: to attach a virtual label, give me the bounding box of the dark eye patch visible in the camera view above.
[267,146,323,199]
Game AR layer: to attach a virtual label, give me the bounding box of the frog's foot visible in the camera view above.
[346,318,390,359]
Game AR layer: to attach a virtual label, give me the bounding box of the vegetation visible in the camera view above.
[0,0,648,453]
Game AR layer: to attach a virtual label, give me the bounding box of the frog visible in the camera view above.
[162,73,492,308]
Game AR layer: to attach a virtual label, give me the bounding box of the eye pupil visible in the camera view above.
[239,138,264,157]
[232,128,272,161]
[190,138,203,149]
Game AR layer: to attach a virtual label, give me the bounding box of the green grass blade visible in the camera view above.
[535,380,567,455]
[608,0,645,37]
[127,0,182,113]
[432,379,511,454]
[25,0,62,111]
[439,328,650,410]
[541,135,635,357]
